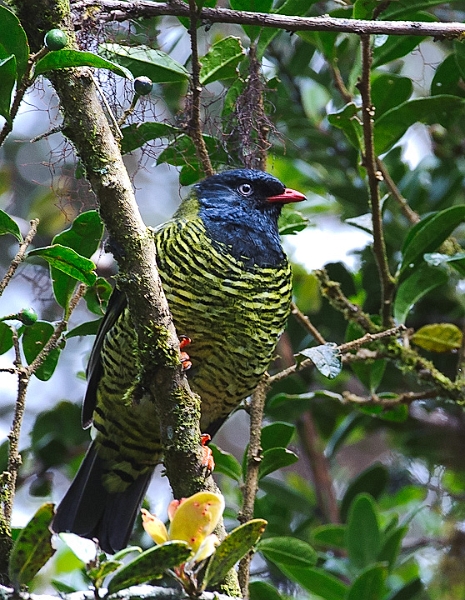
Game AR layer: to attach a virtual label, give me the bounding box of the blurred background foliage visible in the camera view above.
[3,0,465,598]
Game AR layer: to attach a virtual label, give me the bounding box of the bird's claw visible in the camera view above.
[179,335,192,371]
[201,433,214,472]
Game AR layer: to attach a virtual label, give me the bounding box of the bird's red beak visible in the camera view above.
[267,188,306,204]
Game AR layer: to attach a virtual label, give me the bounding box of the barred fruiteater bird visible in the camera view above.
[52,169,306,553]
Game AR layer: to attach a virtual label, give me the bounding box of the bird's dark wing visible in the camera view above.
[82,287,127,428]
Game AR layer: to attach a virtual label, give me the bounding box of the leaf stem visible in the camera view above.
[0,219,39,298]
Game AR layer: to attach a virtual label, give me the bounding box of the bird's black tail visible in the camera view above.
[52,441,151,554]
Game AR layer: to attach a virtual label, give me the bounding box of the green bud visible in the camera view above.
[44,29,68,51]
[18,307,38,326]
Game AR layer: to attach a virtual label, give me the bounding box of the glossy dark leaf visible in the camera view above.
[297,343,342,379]
[0,322,14,354]
[371,74,413,119]
[249,580,284,600]
[0,209,22,241]
[0,5,29,81]
[400,206,465,276]
[260,422,295,451]
[279,565,348,600]
[121,122,179,154]
[100,44,189,82]
[34,49,132,79]
[50,211,103,308]
[199,36,245,85]
[22,321,61,381]
[346,494,381,570]
[203,519,267,588]
[84,277,112,316]
[341,464,388,522]
[0,55,16,123]
[259,447,299,479]
[107,542,192,594]
[210,443,242,481]
[431,53,464,97]
[327,102,363,150]
[387,577,424,600]
[346,564,387,600]
[9,503,55,588]
[312,524,346,550]
[378,525,408,570]
[28,245,97,289]
[258,536,317,568]
[394,263,448,325]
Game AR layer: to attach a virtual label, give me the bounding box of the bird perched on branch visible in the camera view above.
[52,169,306,553]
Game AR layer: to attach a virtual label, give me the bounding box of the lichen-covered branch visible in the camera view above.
[70,0,465,39]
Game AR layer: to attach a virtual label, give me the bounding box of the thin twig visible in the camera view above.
[237,375,270,598]
[297,412,339,523]
[291,302,326,345]
[377,159,420,224]
[186,0,213,177]
[0,219,39,298]
[1,284,86,527]
[357,35,395,327]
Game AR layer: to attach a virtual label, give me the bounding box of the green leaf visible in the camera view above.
[34,49,132,79]
[374,95,465,155]
[381,0,451,19]
[346,494,381,570]
[84,277,112,316]
[199,36,245,85]
[371,74,413,119]
[120,122,179,154]
[257,536,317,568]
[400,205,465,275]
[357,403,409,423]
[49,211,103,308]
[210,443,242,481]
[378,525,408,570]
[261,422,295,451]
[431,53,464,97]
[278,209,308,235]
[353,0,379,19]
[259,447,299,479]
[346,564,387,600]
[386,577,424,600]
[297,343,342,379]
[412,323,462,353]
[0,322,14,354]
[107,542,192,594]
[0,55,16,123]
[328,103,363,150]
[312,524,346,550]
[0,209,22,241]
[22,321,61,381]
[229,0,273,41]
[0,5,29,81]
[8,503,55,588]
[249,580,284,600]
[279,565,348,600]
[100,44,189,83]
[341,464,388,523]
[203,519,267,588]
[394,263,448,325]
[66,319,102,339]
[28,245,97,288]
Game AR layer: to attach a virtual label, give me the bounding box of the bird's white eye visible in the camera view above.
[238,183,253,196]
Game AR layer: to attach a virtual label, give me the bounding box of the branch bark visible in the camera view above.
[71,1,465,38]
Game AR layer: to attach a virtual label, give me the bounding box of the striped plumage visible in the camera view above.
[52,169,305,553]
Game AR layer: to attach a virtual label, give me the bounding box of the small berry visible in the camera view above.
[133,76,153,96]
[44,29,68,51]
[18,307,38,326]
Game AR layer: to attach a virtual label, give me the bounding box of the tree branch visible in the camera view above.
[70,1,465,39]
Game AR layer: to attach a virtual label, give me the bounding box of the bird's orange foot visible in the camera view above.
[201,434,214,472]
[179,335,192,371]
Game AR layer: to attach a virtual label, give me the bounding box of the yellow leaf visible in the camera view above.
[169,492,225,552]
[141,508,169,545]
[412,323,462,353]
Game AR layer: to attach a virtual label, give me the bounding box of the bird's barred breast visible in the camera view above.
[155,218,292,428]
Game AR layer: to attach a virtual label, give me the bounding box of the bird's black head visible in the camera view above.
[194,169,305,268]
